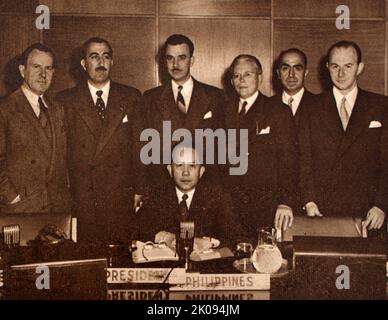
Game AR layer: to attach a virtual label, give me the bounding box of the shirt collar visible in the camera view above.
[21,84,47,110]
[171,77,194,93]
[282,87,305,106]
[88,80,111,101]
[333,85,358,112]
[239,90,259,113]
[175,187,196,209]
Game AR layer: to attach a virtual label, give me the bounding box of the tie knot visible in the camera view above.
[38,97,46,109]
[288,97,294,106]
[178,85,183,92]
[96,90,103,98]
[182,194,188,201]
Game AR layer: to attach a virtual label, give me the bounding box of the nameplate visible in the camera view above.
[107,289,169,300]
[169,273,270,291]
[106,268,186,284]
[169,290,270,300]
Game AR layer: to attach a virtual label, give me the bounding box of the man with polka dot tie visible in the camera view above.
[57,37,146,243]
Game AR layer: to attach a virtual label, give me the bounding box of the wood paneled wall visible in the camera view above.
[0,0,387,97]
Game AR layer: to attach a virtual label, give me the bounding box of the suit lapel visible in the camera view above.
[157,84,183,129]
[95,83,126,157]
[338,89,371,156]
[14,89,51,162]
[74,83,102,139]
[248,94,267,142]
[184,80,210,130]
[320,91,344,142]
[45,96,59,180]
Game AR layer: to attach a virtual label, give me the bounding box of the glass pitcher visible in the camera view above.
[251,227,283,274]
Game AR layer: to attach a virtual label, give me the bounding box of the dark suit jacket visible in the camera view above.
[299,88,388,218]
[141,79,225,186]
[0,88,71,214]
[135,181,243,247]
[57,81,145,243]
[268,89,317,133]
[223,93,299,237]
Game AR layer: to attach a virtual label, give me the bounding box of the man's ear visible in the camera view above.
[18,65,25,79]
[356,62,364,76]
[276,69,280,79]
[304,69,309,78]
[190,55,195,68]
[199,166,205,179]
[326,61,329,69]
[167,164,173,177]
[81,59,86,71]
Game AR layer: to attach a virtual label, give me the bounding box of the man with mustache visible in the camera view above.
[269,48,316,133]
[142,34,225,188]
[0,43,71,214]
[300,40,388,230]
[57,37,145,243]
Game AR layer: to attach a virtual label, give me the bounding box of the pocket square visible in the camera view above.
[257,126,270,135]
[369,120,382,128]
[203,111,212,119]
[122,115,128,123]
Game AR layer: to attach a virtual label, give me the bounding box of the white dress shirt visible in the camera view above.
[88,80,111,107]
[175,187,195,210]
[239,90,259,114]
[172,77,194,111]
[21,85,47,118]
[282,87,305,116]
[333,85,358,119]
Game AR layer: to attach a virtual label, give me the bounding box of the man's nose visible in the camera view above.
[338,67,345,78]
[173,58,179,68]
[40,68,47,78]
[182,166,190,176]
[289,67,295,78]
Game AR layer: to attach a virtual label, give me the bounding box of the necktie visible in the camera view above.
[38,97,48,128]
[95,90,106,121]
[177,85,186,114]
[239,100,247,120]
[288,96,294,108]
[339,97,350,130]
[179,194,189,221]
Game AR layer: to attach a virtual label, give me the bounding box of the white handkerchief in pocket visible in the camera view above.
[122,114,128,123]
[203,111,212,119]
[369,120,382,128]
[257,125,270,135]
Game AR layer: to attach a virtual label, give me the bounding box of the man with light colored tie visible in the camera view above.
[300,40,388,230]
[0,43,71,214]
[269,48,317,133]
[57,37,146,243]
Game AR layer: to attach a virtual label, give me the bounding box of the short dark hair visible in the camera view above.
[165,34,194,57]
[327,40,362,64]
[229,54,263,75]
[81,37,113,59]
[277,48,308,68]
[20,43,56,67]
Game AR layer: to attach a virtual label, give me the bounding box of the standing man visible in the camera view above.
[300,40,388,230]
[269,48,316,132]
[142,34,224,186]
[0,43,71,214]
[224,54,299,240]
[57,37,145,243]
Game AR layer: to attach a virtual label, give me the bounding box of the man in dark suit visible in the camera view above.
[300,40,388,230]
[0,43,71,214]
[224,54,299,241]
[57,37,145,243]
[269,48,316,132]
[135,146,242,247]
[142,34,224,186]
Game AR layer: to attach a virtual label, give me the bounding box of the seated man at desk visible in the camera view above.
[134,145,242,248]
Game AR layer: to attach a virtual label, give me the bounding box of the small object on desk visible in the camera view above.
[132,241,179,263]
[2,225,20,246]
[190,247,234,261]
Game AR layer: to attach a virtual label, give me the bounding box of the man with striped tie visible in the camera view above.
[299,40,388,230]
[142,34,225,188]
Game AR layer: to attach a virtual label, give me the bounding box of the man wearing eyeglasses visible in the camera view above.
[223,54,299,242]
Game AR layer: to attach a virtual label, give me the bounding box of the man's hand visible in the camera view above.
[274,204,293,231]
[362,206,385,230]
[133,194,143,212]
[305,202,323,217]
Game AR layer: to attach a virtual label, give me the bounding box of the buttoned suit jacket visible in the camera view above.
[223,93,299,237]
[57,81,145,242]
[299,88,388,218]
[0,88,71,214]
